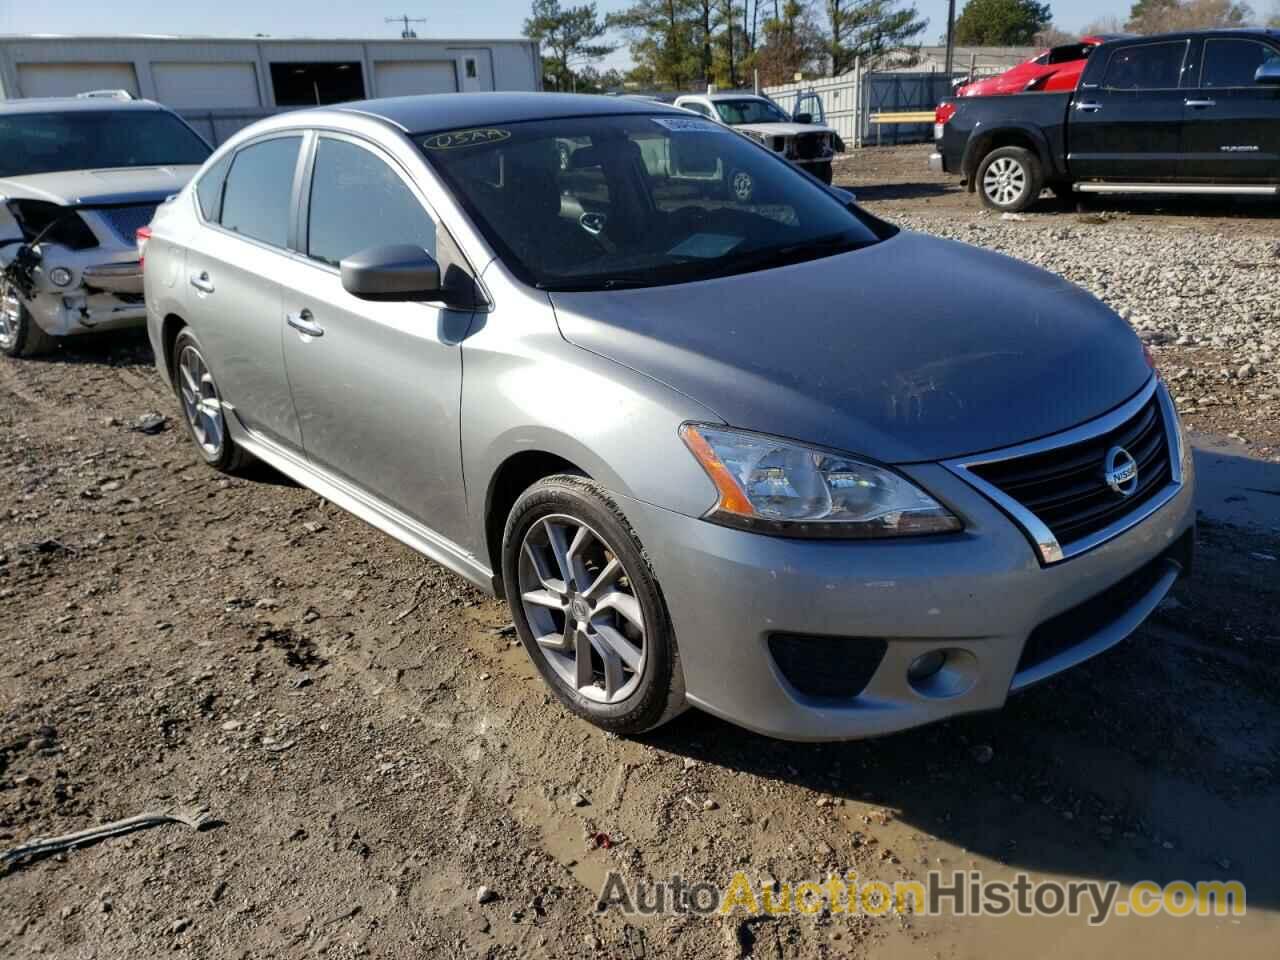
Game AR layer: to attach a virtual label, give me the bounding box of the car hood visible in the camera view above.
[733,122,834,137]
[0,165,202,206]
[549,231,1152,464]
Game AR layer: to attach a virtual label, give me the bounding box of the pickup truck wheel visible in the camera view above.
[0,279,56,358]
[977,147,1043,213]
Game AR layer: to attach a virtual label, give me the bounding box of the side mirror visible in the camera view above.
[1256,60,1280,85]
[340,244,443,302]
[794,111,813,124]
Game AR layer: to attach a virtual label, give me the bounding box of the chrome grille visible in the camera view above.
[949,381,1182,565]
[96,204,158,244]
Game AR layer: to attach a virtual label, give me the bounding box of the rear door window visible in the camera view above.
[195,152,233,222]
[1102,42,1188,90]
[220,136,301,248]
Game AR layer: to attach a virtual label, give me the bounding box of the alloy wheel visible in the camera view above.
[517,514,647,704]
[0,278,21,351]
[177,344,226,458]
[983,157,1027,208]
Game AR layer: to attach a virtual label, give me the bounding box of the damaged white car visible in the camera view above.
[0,96,211,357]
[673,92,844,186]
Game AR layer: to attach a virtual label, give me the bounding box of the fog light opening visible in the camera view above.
[907,647,979,699]
[908,650,946,683]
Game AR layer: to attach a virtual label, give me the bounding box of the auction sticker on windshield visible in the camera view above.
[652,117,727,134]
[421,128,512,150]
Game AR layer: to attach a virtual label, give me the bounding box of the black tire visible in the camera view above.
[0,283,57,358]
[170,327,252,475]
[812,161,833,185]
[501,474,687,735]
[976,146,1043,213]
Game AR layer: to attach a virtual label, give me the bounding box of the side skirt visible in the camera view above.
[231,418,496,595]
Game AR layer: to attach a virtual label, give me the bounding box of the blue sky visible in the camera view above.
[0,1,1135,72]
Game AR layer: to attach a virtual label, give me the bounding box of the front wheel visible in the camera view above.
[0,279,56,358]
[502,475,686,735]
[976,146,1043,213]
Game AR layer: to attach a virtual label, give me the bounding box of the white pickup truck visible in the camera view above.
[673,91,843,186]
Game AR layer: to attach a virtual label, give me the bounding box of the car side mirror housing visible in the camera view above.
[794,111,813,124]
[340,244,443,302]
[1256,61,1280,85]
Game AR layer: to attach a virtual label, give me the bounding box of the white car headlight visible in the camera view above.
[680,424,963,539]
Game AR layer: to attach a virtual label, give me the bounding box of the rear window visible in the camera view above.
[0,109,211,178]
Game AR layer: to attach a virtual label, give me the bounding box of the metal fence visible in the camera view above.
[765,68,972,148]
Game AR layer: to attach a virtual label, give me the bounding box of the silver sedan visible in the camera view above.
[144,93,1195,741]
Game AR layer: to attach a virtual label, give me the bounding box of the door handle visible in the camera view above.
[1076,101,1103,113]
[1185,99,1216,109]
[189,272,214,294]
[287,309,324,338]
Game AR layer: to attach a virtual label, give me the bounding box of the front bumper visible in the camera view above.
[17,249,146,338]
[623,442,1195,741]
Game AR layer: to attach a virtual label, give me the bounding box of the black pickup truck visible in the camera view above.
[931,29,1280,212]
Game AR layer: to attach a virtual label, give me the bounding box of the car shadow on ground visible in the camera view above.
[42,330,300,489]
[837,182,955,203]
[642,502,1280,910]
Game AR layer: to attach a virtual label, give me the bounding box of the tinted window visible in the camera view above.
[195,152,233,222]
[220,137,301,248]
[0,110,210,178]
[713,98,790,124]
[1047,44,1091,65]
[1201,38,1280,88]
[419,114,885,291]
[1102,42,1187,90]
[306,138,437,267]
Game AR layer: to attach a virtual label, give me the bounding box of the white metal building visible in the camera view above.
[0,34,542,143]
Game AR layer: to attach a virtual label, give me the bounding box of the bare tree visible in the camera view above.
[1127,0,1254,33]
[1033,24,1078,45]
[1080,14,1126,33]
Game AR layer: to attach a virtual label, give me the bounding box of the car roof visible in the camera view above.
[0,96,171,114]
[681,92,772,103]
[332,92,688,134]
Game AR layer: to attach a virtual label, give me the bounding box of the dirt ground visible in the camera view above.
[3,155,1280,959]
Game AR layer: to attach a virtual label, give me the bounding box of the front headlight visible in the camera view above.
[680,424,963,539]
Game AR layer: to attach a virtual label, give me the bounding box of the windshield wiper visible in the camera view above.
[702,233,872,280]
[536,275,661,292]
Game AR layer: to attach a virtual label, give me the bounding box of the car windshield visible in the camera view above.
[418,114,886,291]
[712,98,790,125]
[0,110,211,178]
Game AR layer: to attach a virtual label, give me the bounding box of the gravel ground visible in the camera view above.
[1,148,1279,959]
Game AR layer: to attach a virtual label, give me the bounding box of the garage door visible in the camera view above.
[153,62,261,109]
[373,61,457,98]
[17,62,139,98]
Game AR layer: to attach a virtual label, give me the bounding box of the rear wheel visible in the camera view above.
[976,146,1043,213]
[502,475,686,735]
[171,327,252,474]
[0,278,56,358]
